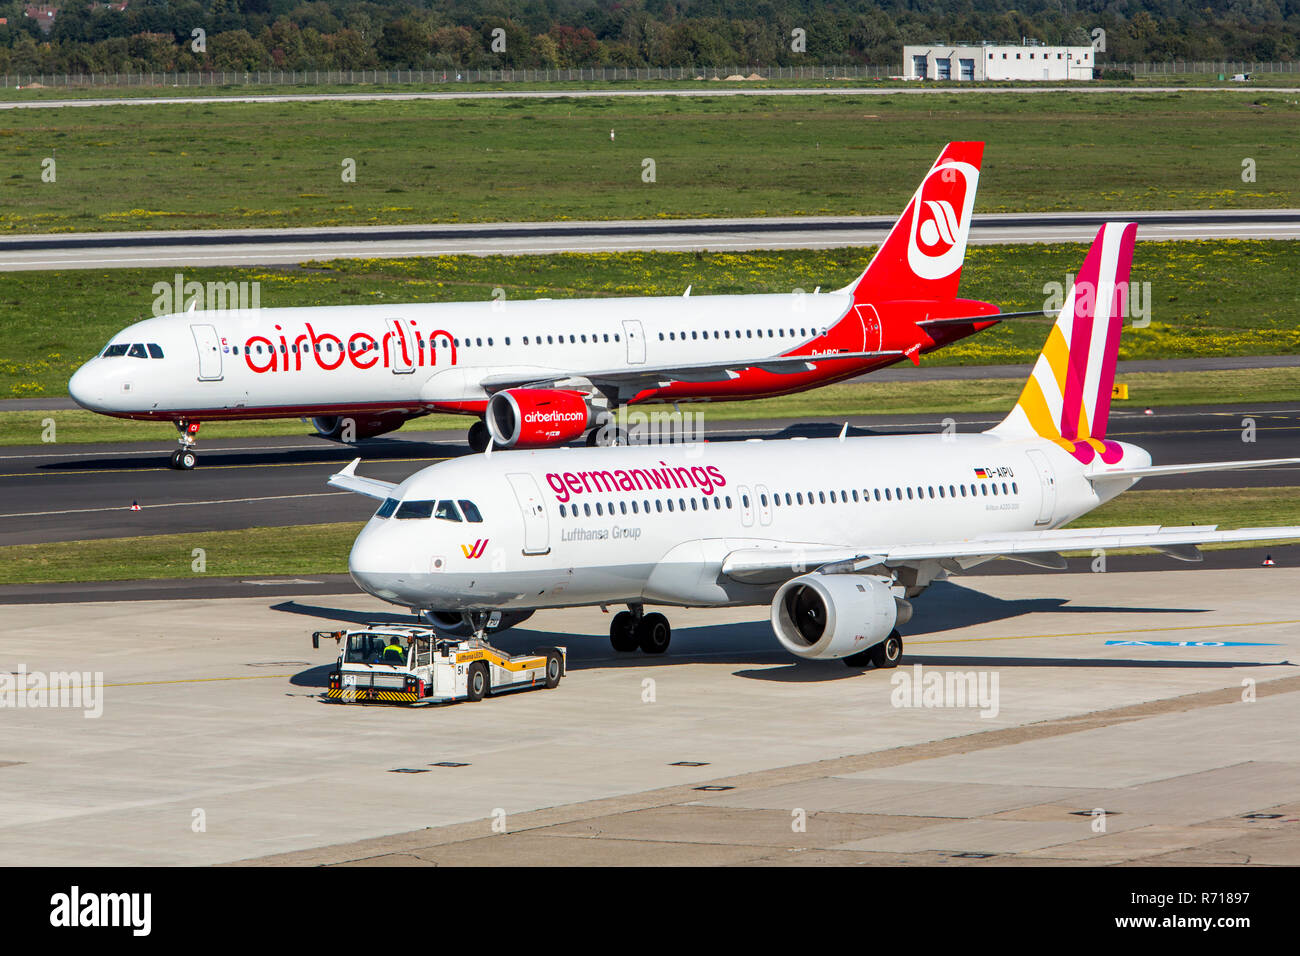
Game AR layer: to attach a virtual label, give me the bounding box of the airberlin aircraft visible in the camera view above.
[68,142,1014,470]
[330,223,1300,664]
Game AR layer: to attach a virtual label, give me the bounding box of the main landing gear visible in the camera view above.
[609,604,671,654]
[168,420,201,470]
[843,629,904,669]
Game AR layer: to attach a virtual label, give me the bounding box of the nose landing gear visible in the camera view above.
[169,420,201,470]
[609,604,672,654]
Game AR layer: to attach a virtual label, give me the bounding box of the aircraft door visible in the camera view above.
[852,304,881,352]
[386,318,415,374]
[1025,449,1057,526]
[622,319,646,364]
[191,324,222,381]
[506,473,551,555]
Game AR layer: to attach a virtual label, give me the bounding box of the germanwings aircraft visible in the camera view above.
[329,223,1300,664]
[68,142,1011,470]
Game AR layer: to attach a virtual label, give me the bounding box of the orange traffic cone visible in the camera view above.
[1262,555,1275,566]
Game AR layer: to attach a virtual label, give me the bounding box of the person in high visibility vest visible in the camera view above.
[382,639,406,664]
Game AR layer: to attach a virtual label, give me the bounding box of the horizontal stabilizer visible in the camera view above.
[1088,457,1300,481]
[916,309,1050,328]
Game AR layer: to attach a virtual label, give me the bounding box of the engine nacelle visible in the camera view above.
[770,573,902,661]
[312,412,411,441]
[487,389,594,448]
[423,609,534,636]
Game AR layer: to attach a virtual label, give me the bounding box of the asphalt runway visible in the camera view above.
[2,403,1298,546]
[2,567,1297,865]
[2,209,1297,270]
[1,85,1293,113]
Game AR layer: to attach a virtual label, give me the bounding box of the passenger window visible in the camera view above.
[667,500,674,512]
[376,497,399,518]
[584,503,591,516]
[147,343,164,359]
[596,502,603,516]
[395,500,435,519]
[128,343,148,358]
[559,504,566,517]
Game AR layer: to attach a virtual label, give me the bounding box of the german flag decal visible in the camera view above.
[974,468,988,479]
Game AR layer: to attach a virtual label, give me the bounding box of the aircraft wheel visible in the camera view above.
[543,649,563,688]
[467,420,491,453]
[610,611,638,652]
[169,450,183,469]
[175,450,197,470]
[466,661,489,701]
[868,630,904,669]
[636,613,671,654]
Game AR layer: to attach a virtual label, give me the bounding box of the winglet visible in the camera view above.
[327,457,398,501]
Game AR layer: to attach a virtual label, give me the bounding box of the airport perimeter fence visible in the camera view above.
[1,64,895,88]
[1,61,1297,89]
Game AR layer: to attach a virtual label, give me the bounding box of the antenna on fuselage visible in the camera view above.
[838,423,848,442]
[683,285,691,297]
[485,437,493,457]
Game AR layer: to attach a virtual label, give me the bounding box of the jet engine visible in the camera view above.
[486,388,594,448]
[423,609,535,636]
[311,412,411,441]
[770,573,911,661]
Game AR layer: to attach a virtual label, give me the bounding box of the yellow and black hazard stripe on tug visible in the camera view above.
[455,649,546,672]
[327,688,420,703]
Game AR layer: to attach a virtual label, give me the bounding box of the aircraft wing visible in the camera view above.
[476,349,906,394]
[328,458,398,501]
[722,524,1300,584]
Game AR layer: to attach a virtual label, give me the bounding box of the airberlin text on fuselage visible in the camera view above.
[242,321,457,374]
[545,463,727,503]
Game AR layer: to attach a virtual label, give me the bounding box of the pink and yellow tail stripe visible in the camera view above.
[998,222,1138,464]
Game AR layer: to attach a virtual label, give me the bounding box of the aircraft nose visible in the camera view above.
[68,362,108,411]
[348,522,413,603]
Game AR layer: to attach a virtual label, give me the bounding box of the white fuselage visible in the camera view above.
[346,433,1147,613]
[68,293,871,421]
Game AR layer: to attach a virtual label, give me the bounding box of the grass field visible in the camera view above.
[3,240,1298,400]
[3,486,1296,586]
[0,92,1296,233]
[4,366,1298,446]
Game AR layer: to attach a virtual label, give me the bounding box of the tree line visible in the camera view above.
[0,0,1295,75]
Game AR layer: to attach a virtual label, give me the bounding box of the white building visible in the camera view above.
[903,42,1095,81]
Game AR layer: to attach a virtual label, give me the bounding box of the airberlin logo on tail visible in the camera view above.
[907,161,978,281]
[460,539,489,559]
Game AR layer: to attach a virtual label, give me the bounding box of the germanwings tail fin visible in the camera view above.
[838,141,984,303]
[989,222,1138,464]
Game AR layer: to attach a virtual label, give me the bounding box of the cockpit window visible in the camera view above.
[395,500,435,519]
[147,343,164,359]
[375,497,398,519]
[433,500,462,522]
[127,343,148,359]
[102,344,129,358]
[458,500,483,523]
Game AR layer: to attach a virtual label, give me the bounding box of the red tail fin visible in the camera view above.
[840,142,984,303]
